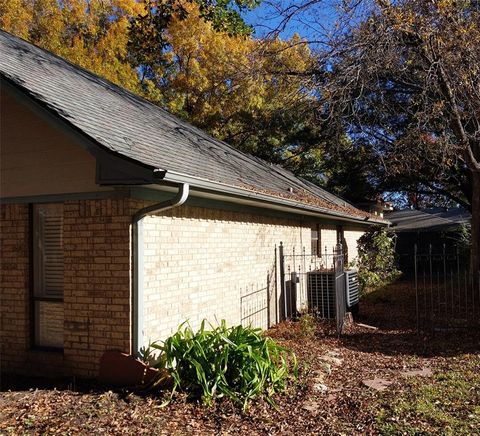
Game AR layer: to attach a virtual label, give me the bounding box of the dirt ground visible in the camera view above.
[1,282,479,435]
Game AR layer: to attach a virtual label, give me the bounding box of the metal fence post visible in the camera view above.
[266,273,271,328]
[334,243,345,337]
[279,241,285,321]
[274,244,278,325]
[414,244,419,332]
[443,243,447,319]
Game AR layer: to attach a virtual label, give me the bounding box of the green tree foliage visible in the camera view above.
[355,226,400,293]
[128,2,319,163]
[319,142,378,204]
[127,0,259,85]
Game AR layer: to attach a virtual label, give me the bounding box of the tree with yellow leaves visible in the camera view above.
[0,0,320,164]
[136,3,317,161]
[0,0,143,92]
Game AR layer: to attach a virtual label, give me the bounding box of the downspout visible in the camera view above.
[131,183,190,355]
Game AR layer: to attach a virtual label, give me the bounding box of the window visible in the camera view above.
[32,203,64,349]
[311,224,321,256]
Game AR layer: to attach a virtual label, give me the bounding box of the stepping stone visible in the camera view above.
[401,368,433,378]
[356,322,378,330]
[302,402,319,412]
[320,362,332,374]
[362,378,393,391]
[313,383,329,393]
[320,355,343,366]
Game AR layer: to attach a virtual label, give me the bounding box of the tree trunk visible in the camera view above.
[471,171,480,283]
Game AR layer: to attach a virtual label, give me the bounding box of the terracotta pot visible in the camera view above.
[98,351,159,387]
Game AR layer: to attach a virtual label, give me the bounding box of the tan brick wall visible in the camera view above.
[344,229,365,265]
[140,205,312,345]
[319,225,338,257]
[0,198,133,378]
[319,225,364,264]
[1,196,368,377]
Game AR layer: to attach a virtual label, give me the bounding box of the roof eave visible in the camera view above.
[161,171,389,226]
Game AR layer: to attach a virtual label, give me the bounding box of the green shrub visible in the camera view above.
[353,226,401,294]
[447,222,471,255]
[299,313,316,338]
[143,320,296,409]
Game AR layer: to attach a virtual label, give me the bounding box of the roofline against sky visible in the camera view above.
[1,70,387,226]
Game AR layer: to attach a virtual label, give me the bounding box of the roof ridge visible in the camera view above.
[0,29,383,223]
[0,30,318,194]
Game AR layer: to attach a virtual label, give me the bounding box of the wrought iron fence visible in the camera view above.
[240,275,271,330]
[334,248,346,336]
[279,242,346,336]
[414,244,480,331]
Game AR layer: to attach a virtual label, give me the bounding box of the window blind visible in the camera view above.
[34,204,64,299]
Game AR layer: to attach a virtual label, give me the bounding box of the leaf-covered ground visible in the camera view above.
[1,282,479,435]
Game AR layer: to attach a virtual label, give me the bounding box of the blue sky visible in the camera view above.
[242,1,340,42]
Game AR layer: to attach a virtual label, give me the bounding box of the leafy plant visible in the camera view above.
[138,344,162,367]
[448,223,472,256]
[143,320,297,409]
[353,226,401,294]
[299,313,316,339]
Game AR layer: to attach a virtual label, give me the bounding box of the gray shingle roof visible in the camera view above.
[387,208,471,232]
[0,30,380,222]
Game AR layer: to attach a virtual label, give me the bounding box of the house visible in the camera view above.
[0,30,385,378]
[387,207,471,272]
[355,197,394,218]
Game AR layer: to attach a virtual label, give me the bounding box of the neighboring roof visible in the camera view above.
[387,208,471,232]
[0,30,384,224]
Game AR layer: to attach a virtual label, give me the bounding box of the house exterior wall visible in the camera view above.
[140,204,311,346]
[0,204,31,373]
[320,225,338,256]
[0,87,108,198]
[139,204,369,347]
[344,229,365,264]
[319,225,363,263]
[0,198,133,378]
[62,198,132,377]
[0,196,369,377]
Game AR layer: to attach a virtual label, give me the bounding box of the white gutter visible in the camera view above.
[131,183,190,355]
[159,171,387,226]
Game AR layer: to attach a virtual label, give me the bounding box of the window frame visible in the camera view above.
[30,203,64,352]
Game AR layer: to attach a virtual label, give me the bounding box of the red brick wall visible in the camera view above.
[0,203,30,373]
